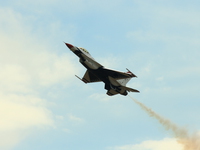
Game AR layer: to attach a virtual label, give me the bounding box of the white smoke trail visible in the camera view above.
[128,95,200,150]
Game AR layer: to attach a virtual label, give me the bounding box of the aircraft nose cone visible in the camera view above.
[65,43,74,49]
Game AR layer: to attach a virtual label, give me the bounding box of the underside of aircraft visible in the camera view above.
[65,43,139,96]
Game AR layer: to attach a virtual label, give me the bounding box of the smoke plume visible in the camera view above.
[128,95,200,150]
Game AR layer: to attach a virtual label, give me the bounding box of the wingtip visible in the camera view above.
[126,68,137,77]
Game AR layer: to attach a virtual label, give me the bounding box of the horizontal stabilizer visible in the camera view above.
[106,89,119,96]
[122,86,140,93]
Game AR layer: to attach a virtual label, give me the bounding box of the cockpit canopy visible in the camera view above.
[79,47,90,55]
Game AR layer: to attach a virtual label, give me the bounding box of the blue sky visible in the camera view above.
[0,0,200,150]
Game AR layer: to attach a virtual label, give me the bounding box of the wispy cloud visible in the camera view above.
[107,138,183,150]
[68,114,85,123]
[0,93,55,149]
[0,93,54,129]
[0,9,78,89]
[1,1,200,150]
[0,7,78,149]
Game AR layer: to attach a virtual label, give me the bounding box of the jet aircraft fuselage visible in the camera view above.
[65,43,139,96]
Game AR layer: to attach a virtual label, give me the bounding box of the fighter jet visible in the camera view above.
[65,43,139,96]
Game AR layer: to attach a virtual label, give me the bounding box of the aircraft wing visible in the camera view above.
[103,68,137,80]
[81,70,102,83]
